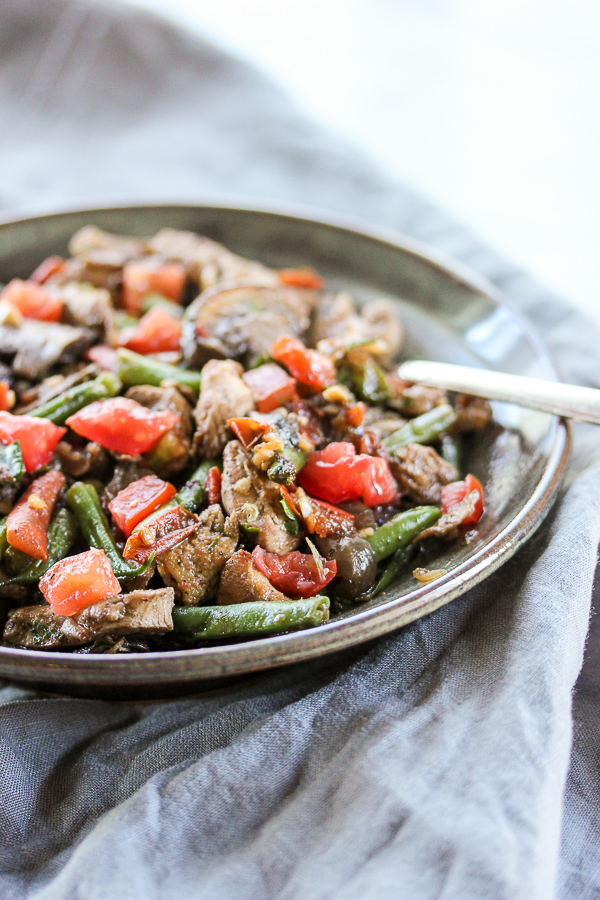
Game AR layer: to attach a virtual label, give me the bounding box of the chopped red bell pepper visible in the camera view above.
[66,398,178,455]
[87,344,120,372]
[271,335,336,392]
[0,412,66,472]
[119,306,182,355]
[297,442,397,506]
[29,256,66,285]
[0,279,63,322]
[205,466,222,506]
[311,498,355,538]
[0,381,12,412]
[277,268,324,290]
[39,549,122,616]
[6,470,65,560]
[252,546,336,597]
[227,416,270,449]
[108,474,177,538]
[122,259,186,314]
[441,473,484,525]
[241,363,296,413]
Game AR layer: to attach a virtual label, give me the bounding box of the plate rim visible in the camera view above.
[0,200,571,687]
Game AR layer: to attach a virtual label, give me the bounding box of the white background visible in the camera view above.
[116,0,600,322]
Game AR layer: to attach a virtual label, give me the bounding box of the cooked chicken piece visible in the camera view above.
[147,228,278,290]
[453,394,493,432]
[125,384,193,477]
[55,440,110,479]
[216,549,289,605]
[68,225,145,268]
[390,443,457,505]
[221,440,302,554]
[58,282,116,342]
[157,504,238,606]
[0,320,95,380]
[193,359,254,459]
[3,588,175,650]
[181,283,315,369]
[416,490,480,542]
[311,293,403,362]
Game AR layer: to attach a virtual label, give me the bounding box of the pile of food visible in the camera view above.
[0,225,491,653]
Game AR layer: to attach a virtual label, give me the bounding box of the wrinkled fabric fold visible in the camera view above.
[0,2,599,898]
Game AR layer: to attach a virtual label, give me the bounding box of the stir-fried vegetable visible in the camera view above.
[66,397,179,455]
[39,549,122,616]
[297,442,396,506]
[172,596,330,641]
[0,222,493,655]
[0,412,66,472]
[6,471,65,560]
[108,474,177,537]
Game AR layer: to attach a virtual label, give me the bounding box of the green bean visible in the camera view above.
[66,482,153,581]
[117,348,202,394]
[0,508,78,585]
[342,358,391,404]
[0,442,25,484]
[267,446,307,485]
[440,434,461,474]
[0,516,7,558]
[366,506,441,562]
[28,372,122,424]
[172,596,330,641]
[356,546,416,602]
[383,404,457,454]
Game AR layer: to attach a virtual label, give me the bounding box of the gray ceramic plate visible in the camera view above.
[0,203,570,698]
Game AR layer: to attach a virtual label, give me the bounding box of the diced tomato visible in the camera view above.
[297,442,397,506]
[87,344,119,371]
[0,412,66,472]
[311,498,355,538]
[66,398,178,456]
[441,473,484,525]
[108,474,177,538]
[6,470,65,560]
[277,268,324,290]
[123,504,198,560]
[0,279,63,322]
[0,381,12,412]
[39,549,121,616]
[29,256,66,285]
[241,363,296,413]
[205,466,222,506]
[227,416,270,449]
[119,306,182,355]
[252,546,336,597]
[272,335,336,392]
[122,259,186,314]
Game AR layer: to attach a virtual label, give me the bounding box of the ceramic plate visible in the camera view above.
[0,203,570,698]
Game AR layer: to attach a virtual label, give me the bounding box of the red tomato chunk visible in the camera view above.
[0,412,66,472]
[1,279,63,322]
[119,306,182,355]
[252,546,336,597]
[441,473,484,525]
[66,398,178,455]
[6,470,65,560]
[40,549,121,616]
[297,442,397,506]
[122,260,186,314]
[109,474,177,538]
[271,335,336,392]
[241,363,296,413]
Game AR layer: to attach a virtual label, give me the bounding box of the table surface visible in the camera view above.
[110,0,600,325]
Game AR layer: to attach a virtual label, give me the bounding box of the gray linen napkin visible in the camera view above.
[0,2,599,898]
